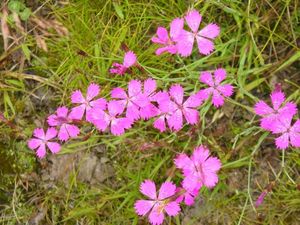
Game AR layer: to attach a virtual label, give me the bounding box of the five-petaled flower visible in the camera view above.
[177,9,220,57]
[134,180,181,225]
[110,51,137,75]
[254,90,297,131]
[199,68,233,107]
[47,106,80,141]
[27,127,61,158]
[151,18,184,55]
[174,145,221,191]
[90,100,132,136]
[69,83,106,122]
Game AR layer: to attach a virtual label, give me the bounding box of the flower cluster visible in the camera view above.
[152,9,220,56]
[28,69,233,158]
[134,146,221,225]
[254,89,299,150]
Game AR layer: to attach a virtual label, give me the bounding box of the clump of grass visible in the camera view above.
[0,0,299,224]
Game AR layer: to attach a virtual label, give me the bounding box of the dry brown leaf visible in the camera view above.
[34,31,48,52]
[51,20,69,36]
[1,6,10,51]
[12,12,25,33]
[31,16,50,29]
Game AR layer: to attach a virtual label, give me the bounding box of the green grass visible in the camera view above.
[0,0,300,224]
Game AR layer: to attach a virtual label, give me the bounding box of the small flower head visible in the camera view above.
[27,127,61,158]
[69,83,106,122]
[177,9,220,57]
[134,180,181,225]
[174,145,221,191]
[47,106,80,141]
[110,51,137,75]
[199,68,233,107]
[254,90,297,131]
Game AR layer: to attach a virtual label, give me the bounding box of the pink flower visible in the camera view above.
[255,191,267,207]
[177,10,220,57]
[110,51,137,75]
[69,83,106,122]
[27,127,61,158]
[134,180,181,225]
[174,145,221,191]
[167,84,202,130]
[271,116,300,150]
[176,187,200,206]
[90,100,132,136]
[151,18,184,55]
[254,90,297,131]
[139,78,159,119]
[199,68,233,107]
[47,106,80,141]
[111,80,147,121]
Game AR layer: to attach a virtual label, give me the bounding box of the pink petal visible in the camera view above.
[218,84,233,97]
[158,181,176,200]
[144,78,157,96]
[165,201,181,216]
[134,200,155,216]
[45,127,57,140]
[203,171,219,188]
[290,132,300,148]
[183,108,199,125]
[47,142,61,154]
[270,91,285,110]
[271,116,291,134]
[28,138,42,150]
[214,68,226,85]
[212,90,224,107]
[198,23,220,39]
[167,110,183,131]
[47,114,59,126]
[260,117,277,131]
[108,100,125,117]
[128,80,142,97]
[170,18,184,41]
[126,103,140,121]
[169,84,184,104]
[71,90,85,104]
[151,27,168,44]
[155,46,177,55]
[33,128,45,139]
[90,108,109,131]
[123,51,137,68]
[275,133,290,150]
[140,104,159,120]
[192,146,210,164]
[196,36,214,55]
[255,191,267,207]
[174,153,191,169]
[291,119,300,132]
[199,71,214,87]
[185,10,202,33]
[177,31,194,57]
[184,93,202,108]
[89,98,107,110]
[110,118,132,136]
[197,88,213,100]
[111,87,127,99]
[279,102,298,117]
[58,125,69,141]
[140,180,157,199]
[86,83,100,101]
[36,143,46,158]
[182,175,201,192]
[152,91,170,103]
[153,116,167,132]
[69,104,86,120]
[254,101,273,116]
[56,106,69,118]
[203,156,222,172]
[65,124,80,138]
[148,206,164,225]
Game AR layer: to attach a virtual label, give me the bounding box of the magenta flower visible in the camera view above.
[90,100,132,136]
[151,18,184,55]
[177,10,220,57]
[199,68,233,107]
[47,106,80,141]
[176,187,200,206]
[139,78,159,120]
[111,80,147,121]
[254,90,297,131]
[174,145,221,191]
[271,116,300,150]
[109,51,137,75]
[69,83,106,122]
[27,127,61,158]
[134,180,181,225]
[255,191,267,207]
